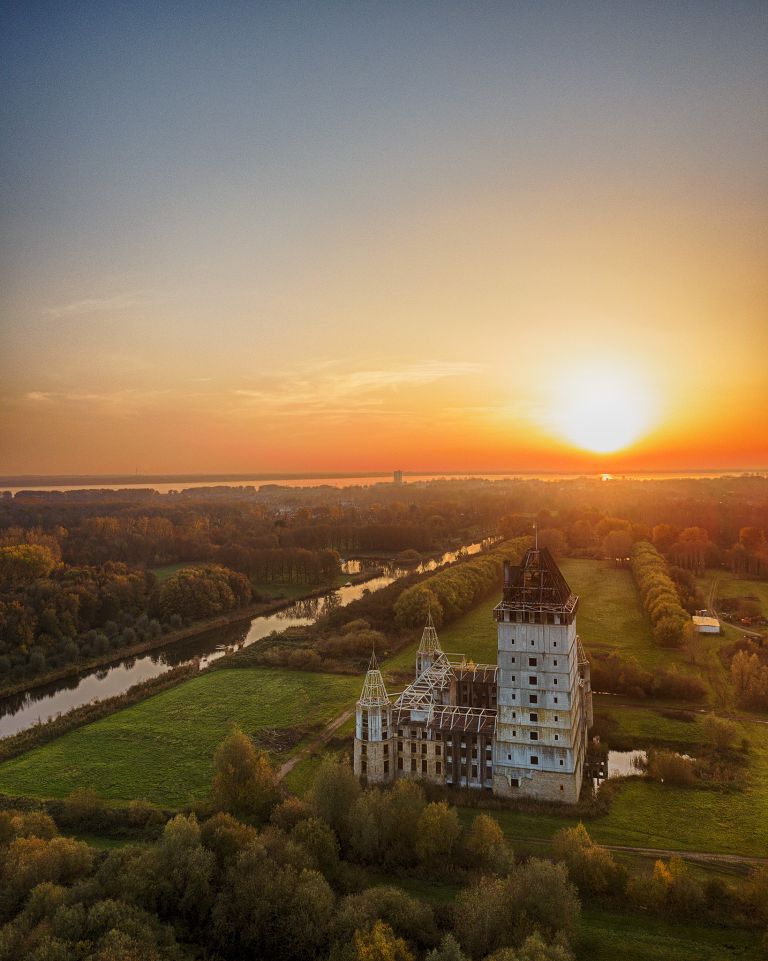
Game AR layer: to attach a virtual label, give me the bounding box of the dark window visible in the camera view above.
[559,759,564,766]
[530,712,538,722]
[421,743,427,755]
[472,765,478,778]
[397,741,403,753]
[507,753,512,760]
[361,744,367,756]
[397,728,403,737]
[554,696,558,704]
[529,676,537,685]
[511,675,516,683]
[553,660,558,666]
[530,732,538,741]
[398,757,403,770]
[560,784,564,792]
[383,744,388,756]
[422,759,427,774]
[529,657,537,667]
[554,734,559,741]
[436,745,442,756]
[411,759,417,772]
[511,777,519,787]
[511,656,516,663]
[530,756,539,765]
[529,694,538,705]
[362,760,367,773]
[384,761,389,774]
[436,761,442,775]
[411,742,416,753]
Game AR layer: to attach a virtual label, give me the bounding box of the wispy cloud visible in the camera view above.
[43,292,158,320]
[234,360,484,420]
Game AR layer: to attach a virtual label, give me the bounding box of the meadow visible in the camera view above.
[0,668,359,807]
[386,557,660,672]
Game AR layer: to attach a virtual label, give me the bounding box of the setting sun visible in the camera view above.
[547,365,655,454]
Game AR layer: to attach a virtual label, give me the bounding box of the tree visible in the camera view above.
[415,802,461,867]
[212,729,278,821]
[484,932,575,961]
[0,544,56,588]
[393,586,444,628]
[702,715,737,753]
[425,934,468,961]
[151,814,215,927]
[292,817,342,881]
[551,823,624,895]
[310,756,361,841]
[602,529,633,562]
[353,920,414,961]
[462,814,513,875]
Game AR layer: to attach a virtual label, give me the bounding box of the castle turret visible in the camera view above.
[416,609,441,675]
[492,547,592,803]
[353,652,393,783]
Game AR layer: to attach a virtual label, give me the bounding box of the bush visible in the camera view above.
[647,751,697,786]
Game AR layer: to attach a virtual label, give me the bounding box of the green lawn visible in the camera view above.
[0,669,360,807]
[705,570,768,614]
[385,557,657,674]
[576,905,761,961]
[459,717,768,857]
[593,697,708,750]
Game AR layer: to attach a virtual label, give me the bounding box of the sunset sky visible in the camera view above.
[1,1,766,475]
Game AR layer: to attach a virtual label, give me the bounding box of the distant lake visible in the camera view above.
[2,469,763,496]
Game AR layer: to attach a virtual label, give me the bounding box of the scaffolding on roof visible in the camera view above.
[358,651,390,707]
[429,703,497,734]
[417,609,440,658]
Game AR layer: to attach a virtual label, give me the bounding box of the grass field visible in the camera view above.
[386,557,657,673]
[455,716,768,857]
[576,905,760,961]
[0,668,360,807]
[593,697,708,749]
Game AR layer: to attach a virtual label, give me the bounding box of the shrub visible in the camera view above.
[647,751,697,786]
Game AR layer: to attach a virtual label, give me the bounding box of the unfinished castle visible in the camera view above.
[353,546,593,803]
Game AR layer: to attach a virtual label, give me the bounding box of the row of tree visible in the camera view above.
[630,542,691,648]
[393,538,531,629]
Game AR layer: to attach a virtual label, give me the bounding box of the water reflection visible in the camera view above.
[0,540,492,738]
[592,749,647,790]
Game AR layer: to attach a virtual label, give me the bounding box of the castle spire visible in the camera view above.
[417,608,441,657]
[359,650,390,706]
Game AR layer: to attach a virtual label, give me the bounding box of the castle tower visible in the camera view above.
[353,652,393,783]
[416,609,441,675]
[492,547,592,803]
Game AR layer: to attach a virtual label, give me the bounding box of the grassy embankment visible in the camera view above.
[0,669,359,807]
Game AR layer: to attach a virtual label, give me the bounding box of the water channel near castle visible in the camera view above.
[0,540,493,739]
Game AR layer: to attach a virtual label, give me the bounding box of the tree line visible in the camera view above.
[0,545,252,688]
[630,542,691,648]
[0,737,765,961]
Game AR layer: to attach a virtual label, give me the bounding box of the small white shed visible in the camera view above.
[692,615,720,634]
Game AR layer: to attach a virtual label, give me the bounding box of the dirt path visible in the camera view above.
[277,708,354,781]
